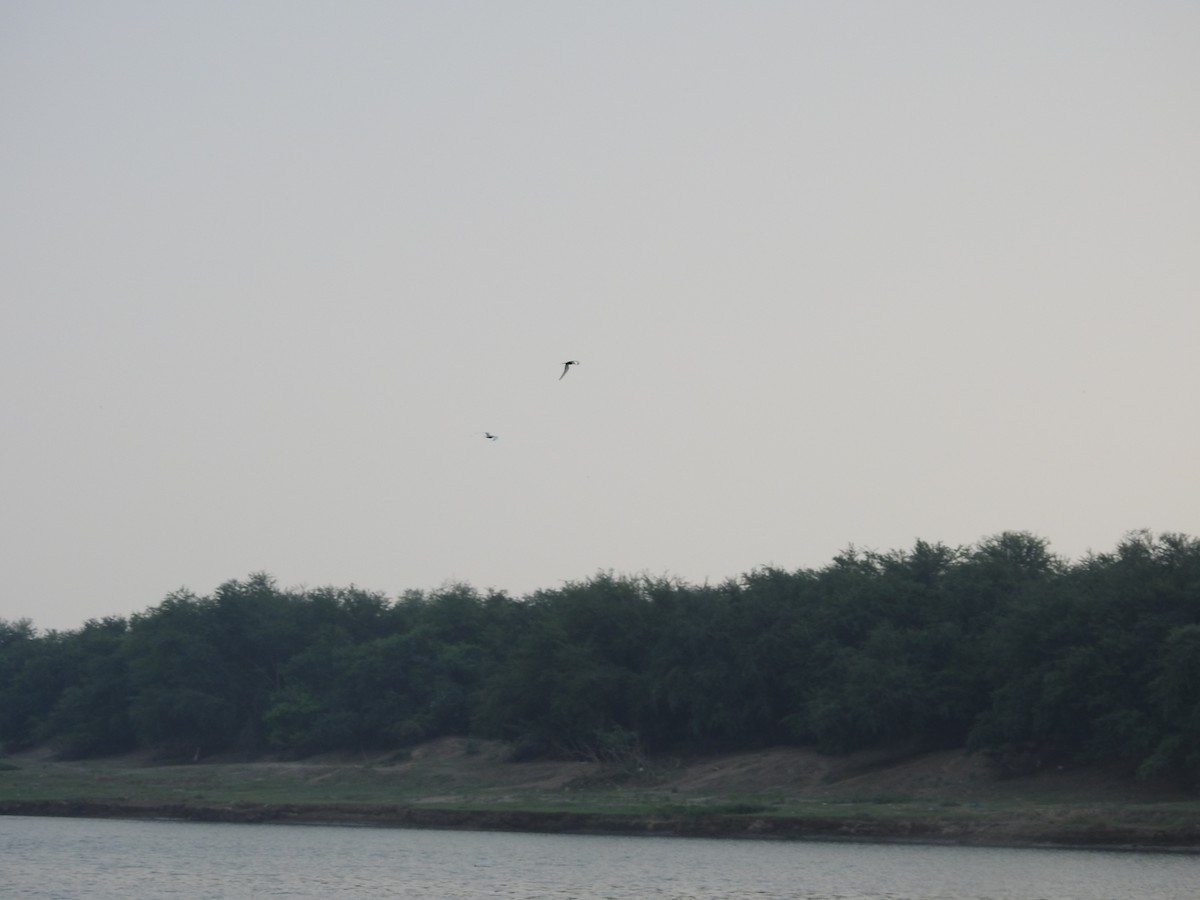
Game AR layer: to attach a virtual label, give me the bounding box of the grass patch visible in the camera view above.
[650,800,775,817]
[4,752,1200,850]
[377,750,412,766]
[831,793,918,805]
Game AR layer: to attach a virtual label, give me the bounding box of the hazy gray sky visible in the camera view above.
[3,2,1197,631]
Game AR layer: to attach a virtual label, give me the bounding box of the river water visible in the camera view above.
[2,815,1197,899]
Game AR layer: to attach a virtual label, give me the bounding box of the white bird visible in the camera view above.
[559,360,580,380]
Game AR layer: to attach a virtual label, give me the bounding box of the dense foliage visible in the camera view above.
[2,531,1198,781]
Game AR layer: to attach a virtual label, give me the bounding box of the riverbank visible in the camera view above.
[3,739,1198,851]
[3,797,1199,851]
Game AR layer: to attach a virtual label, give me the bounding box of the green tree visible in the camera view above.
[37,617,134,758]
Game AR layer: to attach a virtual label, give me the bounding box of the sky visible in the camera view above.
[2,2,1198,632]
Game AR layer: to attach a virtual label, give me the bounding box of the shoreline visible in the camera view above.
[3,799,1198,853]
[5,740,1198,853]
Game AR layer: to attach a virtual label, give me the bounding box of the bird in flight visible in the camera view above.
[559,360,580,380]
[483,432,499,441]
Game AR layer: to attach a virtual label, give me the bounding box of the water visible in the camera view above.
[2,815,1197,899]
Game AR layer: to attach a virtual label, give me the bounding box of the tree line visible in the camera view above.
[2,531,1198,781]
